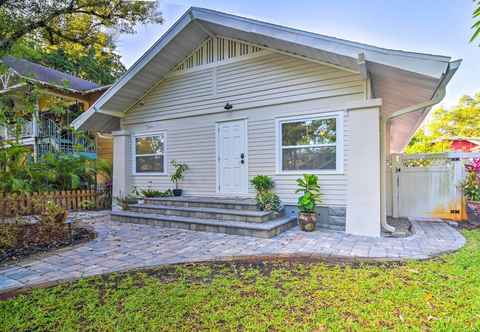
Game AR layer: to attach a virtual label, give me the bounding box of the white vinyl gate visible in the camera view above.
[390,152,480,221]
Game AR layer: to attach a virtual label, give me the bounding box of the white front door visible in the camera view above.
[217,120,248,194]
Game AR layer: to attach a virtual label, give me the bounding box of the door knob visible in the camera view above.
[240,153,245,159]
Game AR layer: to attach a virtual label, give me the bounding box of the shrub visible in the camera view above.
[461,158,480,202]
[79,200,97,210]
[37,201,68,240]
[462,172,480,202]
[256,191,281,212]
[0,146,99,194]
[39,200,68,224]
[0,224,19,249]
[250,175,274,193]
[296,174,321,214]
[251,175,280,212]
[141,189,174,198]
[141,189,164,197]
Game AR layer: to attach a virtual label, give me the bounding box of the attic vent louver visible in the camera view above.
[174,37,264,74]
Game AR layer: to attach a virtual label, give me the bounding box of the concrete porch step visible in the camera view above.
[144,196,258,211]
[129,204,276,223]
[111,210,297,238]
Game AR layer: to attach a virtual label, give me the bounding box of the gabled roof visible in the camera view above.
[1,56,109,93]
[72,7,460,152]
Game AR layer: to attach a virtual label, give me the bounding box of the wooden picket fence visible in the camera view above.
[0,189,111,217]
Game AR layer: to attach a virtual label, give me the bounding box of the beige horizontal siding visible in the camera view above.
[123,52,364,206]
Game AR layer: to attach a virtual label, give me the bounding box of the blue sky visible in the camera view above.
[117,0,479,108]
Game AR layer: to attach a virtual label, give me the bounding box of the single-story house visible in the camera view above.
[73,7,460,237]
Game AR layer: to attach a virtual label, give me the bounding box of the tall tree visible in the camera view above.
[0,0,162,53]
[472,0,480,44]
[0,0,163,84]
[405,93,480,153]
[9,35,126,85]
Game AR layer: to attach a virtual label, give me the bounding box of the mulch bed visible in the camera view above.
[0,225,95,265]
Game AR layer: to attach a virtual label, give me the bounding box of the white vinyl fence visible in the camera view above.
[389,152,480,221]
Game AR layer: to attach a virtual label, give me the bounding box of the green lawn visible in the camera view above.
[2,230,480,331]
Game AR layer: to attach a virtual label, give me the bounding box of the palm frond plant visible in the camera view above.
[170,160,188,196]
[471,0,480,44]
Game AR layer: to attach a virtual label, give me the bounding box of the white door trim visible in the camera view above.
[216,119,249,196]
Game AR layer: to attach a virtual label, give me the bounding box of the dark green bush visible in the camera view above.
[250,175,274,193]
[256,191,281,212]
[251,175,280,212]
[141,189,173,198]
[0,142,107,193]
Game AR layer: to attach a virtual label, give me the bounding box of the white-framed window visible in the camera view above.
[276,112,343,174]
[132,132,167,175]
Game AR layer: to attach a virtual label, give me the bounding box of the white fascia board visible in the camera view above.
[191,7,451,79]
[79,6,456,131]
[71,107,123,130]
[72,9,195,130]
[71,107,96,130]
[89,9,194,113]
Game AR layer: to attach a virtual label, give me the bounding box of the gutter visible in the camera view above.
[380,59,462,233]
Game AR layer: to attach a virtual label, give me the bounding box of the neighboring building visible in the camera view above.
[437,137,480,152]
[73,7,460,237]
[0,56,112,161]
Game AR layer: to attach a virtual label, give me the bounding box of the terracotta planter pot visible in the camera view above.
[298,212,317,232]
[467,201,480,225]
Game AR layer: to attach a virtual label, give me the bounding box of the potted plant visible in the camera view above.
[295,174,321,232]
[461,158,480,225]
[170,160,188,196]
[251,175,281,212]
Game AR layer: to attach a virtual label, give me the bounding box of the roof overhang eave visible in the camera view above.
[71,106,124,131]
[191,7,451,79]
[393,58,462,152]
[74,7,458,133]
[91,9,195,113]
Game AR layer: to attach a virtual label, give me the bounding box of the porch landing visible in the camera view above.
[0,211,466,294]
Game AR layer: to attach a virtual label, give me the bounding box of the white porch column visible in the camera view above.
[112,130,131,202]
[346,107,381,237]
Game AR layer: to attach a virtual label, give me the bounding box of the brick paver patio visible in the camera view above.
[0,212,465,293]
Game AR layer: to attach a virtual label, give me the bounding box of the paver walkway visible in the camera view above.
[0,212,465,293]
